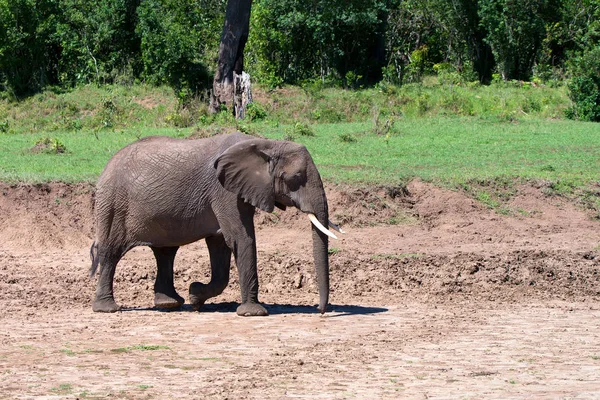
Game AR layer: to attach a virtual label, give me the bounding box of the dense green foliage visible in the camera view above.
[0,0,224,97]
[0,0,598,120]
[0,0,60,94]
[567,49,600,121]
[478,0,554,81]
[54,0,140,87]
[137,0,224,95]
[246,0,387,87]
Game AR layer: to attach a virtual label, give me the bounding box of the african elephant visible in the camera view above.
[89,132,340,316]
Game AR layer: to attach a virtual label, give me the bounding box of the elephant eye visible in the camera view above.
[284,172,304,191]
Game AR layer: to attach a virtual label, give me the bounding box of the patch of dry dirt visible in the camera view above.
[1,180,600,399]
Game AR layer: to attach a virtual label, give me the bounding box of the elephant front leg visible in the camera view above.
[189,235,231,311]
[232,236,268,317]
[151,246,184,309]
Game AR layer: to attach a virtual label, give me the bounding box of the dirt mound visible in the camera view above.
[0,182,94,249]
[1,179,600,313]
[254,184,415,229]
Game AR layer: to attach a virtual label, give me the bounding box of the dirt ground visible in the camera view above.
[1,180,600,399]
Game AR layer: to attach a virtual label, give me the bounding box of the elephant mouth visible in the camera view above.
[327,220,344,233]
[274,192,295,209]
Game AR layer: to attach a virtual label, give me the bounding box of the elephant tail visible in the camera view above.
[89,241,100,278]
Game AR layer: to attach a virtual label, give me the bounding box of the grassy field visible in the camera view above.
[1,81,598,208]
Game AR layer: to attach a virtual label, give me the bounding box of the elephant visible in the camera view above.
[89,132,341,316]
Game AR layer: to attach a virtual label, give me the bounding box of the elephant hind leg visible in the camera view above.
[92,247,123,313]
[151,246,184,309]
[189,235,231,311]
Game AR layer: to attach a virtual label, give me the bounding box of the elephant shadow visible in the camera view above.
[121,303,388,316]
[265,304,388,316]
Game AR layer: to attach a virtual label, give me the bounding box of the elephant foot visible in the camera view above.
[236,303,268,317]
[92,297,120,313]
[154,292,184,309]
[189,282,209,311]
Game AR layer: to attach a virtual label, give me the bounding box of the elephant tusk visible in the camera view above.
[308,213,338,240]
[328,220,345,234]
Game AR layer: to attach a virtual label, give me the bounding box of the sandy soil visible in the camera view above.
[1,180,599,399]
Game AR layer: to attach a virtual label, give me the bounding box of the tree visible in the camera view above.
[565,0,600,121]
[137,0,223,97]
[210,0,252,115]
[247,0,387,87]
[479,0,554,81]
[434,0,495,83]
[0,0,60,96]
[54,0,141,86]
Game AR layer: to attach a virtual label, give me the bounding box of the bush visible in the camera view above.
[246,102,267,121]
[31,137,67,154]
[567,48,600,122]
[0,119,9,133]
[283,122,314,141]
[567,77,600,121]
[338,132,357,143]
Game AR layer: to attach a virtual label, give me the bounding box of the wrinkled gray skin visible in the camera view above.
[90,132,330,316]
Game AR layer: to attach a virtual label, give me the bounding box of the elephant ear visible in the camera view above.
[214,140,275,213]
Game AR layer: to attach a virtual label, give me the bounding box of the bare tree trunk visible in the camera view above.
[210,0,253,116]
[234,71,252,119]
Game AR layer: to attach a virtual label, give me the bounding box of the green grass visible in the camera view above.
[51,383,73,395]
[60,348,76,357]
[259,79,570,123]
[0,128,186,182]
[1,81,598,202]
[1,117,599,193]
[264,117,600,189]
[0,84,179,135]
[110,344,170,353]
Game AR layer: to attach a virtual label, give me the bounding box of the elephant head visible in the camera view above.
[214,138,340,313]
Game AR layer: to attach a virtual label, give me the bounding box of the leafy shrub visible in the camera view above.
[98,98,120,129]
[372,109,397,136]
[54,0,141,86]
[338,133,357,143]
[165,110,195,128]
[345,71,363,89]
[0,120,9,133]
[567,48,600,122]
[0,0,61,95]
[293,122,314,137]
[136,0,223,94]
[31,137,67,154]
[434,63,463,86]
[246,102,267,121]
[567,77,600,121]
[405,46,431,83]
[283,122,314,140]
[309,105,343,123]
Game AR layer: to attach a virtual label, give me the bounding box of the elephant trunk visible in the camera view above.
[312,211,330,314]
[290,160,331,314]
